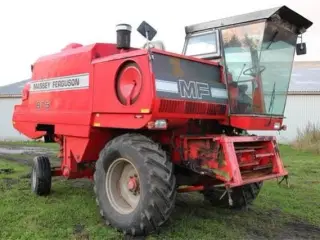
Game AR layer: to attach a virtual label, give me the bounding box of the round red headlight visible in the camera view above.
[116,62,142,105]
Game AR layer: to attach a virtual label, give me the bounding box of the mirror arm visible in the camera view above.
[298,34,303,49]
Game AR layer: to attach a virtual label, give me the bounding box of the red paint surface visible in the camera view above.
[12,42,287,187]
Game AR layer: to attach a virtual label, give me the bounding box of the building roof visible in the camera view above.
[0,79,30,98]
[0,61,320,97]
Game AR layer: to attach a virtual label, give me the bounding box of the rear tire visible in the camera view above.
[203,182,263,209]
[31,156,52,196]
[94,133,176,236]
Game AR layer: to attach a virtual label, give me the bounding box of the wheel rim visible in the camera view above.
[106,158,140,214]
[31,167,37,190]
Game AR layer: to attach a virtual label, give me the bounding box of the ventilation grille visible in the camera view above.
[159,99,227,115]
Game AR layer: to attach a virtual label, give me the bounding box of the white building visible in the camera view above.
[253,61,320,144]
[0,79,29,140]
[0,62,319,142]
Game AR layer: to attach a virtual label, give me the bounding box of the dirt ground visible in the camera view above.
[0,143,319,240]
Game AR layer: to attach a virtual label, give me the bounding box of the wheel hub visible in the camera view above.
[106,158,141,214]
[127,176,139,194]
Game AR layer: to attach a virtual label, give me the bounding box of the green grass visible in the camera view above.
[0,146,319,240]
[0,159,28,179]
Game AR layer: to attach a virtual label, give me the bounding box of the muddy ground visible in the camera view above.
[0,143,59,166]
[0,143,319,240]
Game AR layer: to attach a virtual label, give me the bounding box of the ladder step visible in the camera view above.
[256,153,274,158]
[236,149,255,153]
[253,164,273,170]
[239,161,260,167]
[235,145,264,150]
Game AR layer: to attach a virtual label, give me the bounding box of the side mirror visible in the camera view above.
[137,21,157,41]
[296,43,307,55]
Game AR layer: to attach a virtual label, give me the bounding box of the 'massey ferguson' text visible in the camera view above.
[29,74,90,92]
[33,78,80,90]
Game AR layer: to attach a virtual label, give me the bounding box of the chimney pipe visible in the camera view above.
[116,23,132,49]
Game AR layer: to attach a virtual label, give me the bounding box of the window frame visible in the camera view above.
[182,29,221,59]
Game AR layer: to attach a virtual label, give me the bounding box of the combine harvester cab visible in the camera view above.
[12,5,312,238]
[178,5,313,188]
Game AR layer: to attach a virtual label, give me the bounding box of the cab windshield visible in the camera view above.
[221,21,297,116]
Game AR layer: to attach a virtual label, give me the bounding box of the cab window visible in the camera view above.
[184,31,219,58]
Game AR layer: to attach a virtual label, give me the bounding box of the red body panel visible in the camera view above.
[14,44,115,138]
[226,115,283,130]
[13,44,285,136]
[92,52,150,114]
[176,135,287,187]
[12,43,288,187]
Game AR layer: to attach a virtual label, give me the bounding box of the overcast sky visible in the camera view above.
[0,0,318,86]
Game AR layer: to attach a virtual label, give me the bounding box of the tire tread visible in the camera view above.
[32,156,51,196]
[94,133,176,236]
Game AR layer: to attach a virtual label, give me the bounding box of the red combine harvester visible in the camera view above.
[13,5,312,236]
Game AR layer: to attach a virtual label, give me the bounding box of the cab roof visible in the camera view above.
[185,5,313,34]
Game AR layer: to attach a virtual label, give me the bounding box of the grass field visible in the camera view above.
[0,144,319,240]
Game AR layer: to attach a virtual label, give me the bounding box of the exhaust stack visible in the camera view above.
[116,23,132,49]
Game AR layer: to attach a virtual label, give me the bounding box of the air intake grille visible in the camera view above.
[159,99,184,113]
[159,99,227,115]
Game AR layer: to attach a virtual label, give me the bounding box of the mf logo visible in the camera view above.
[178,79,211,99]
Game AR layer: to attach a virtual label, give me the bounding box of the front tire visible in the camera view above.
[94,134,176,236]
[31,156,52,196]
